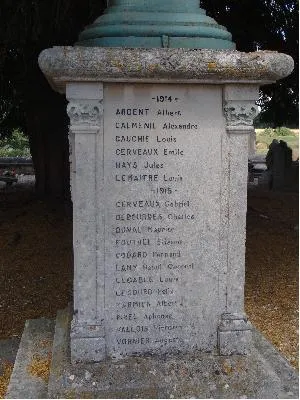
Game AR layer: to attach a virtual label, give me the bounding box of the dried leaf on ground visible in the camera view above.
[0,183,298,380]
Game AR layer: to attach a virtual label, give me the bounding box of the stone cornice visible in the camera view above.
[38,47,294,93]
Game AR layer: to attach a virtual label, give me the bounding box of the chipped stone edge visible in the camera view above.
[38,47,294,94]
[5,318,55,399]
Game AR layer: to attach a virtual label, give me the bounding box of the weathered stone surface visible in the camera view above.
[65,81,259,361]
[38,47,294,93]
[5,312,298,399]
[102,83,224,358]
[5,318,54,399]
[218,313,253,356]
[46,308,298,399]
[0,338,20,365]
[38,43,294,363]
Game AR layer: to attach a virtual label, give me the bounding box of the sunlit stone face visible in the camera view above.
[101,83,225,357]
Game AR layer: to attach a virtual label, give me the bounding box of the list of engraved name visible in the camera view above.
[106,92,200,352]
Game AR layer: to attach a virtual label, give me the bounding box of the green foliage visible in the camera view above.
[203,0,299,127]
[255,127,299,159]
[0,0,298,135]
[0,129,30,157]
[274,127,294,136]
[262,127,295,137]
[263,128,275,137]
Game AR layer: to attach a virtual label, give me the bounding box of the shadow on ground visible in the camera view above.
[0,176,298,385]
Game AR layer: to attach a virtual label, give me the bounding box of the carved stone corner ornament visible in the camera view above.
[224,101,258,131]
[67,100,103,126]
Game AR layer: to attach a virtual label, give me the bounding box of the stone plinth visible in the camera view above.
[39,47,293,363]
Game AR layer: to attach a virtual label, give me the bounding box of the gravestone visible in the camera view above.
[38,1,294,364]
[266,139,293,190]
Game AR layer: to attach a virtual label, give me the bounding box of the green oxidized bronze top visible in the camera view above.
[77,0,235,49]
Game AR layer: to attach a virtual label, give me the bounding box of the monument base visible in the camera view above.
[218,313,253,356]
[70,320,106,363]
[6,308,298,399]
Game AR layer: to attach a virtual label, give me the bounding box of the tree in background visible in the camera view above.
[0,0,298,198]
[0,0,107,198]
[202,0,298,127]
[0,130,30,157]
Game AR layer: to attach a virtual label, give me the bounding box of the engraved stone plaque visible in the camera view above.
[102,83,226,357]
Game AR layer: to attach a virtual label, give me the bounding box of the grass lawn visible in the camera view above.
[255,129,299,160]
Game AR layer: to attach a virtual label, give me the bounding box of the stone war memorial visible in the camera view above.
[6,0,298,398]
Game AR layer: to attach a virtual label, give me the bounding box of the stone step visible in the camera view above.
[48,305,72,398]
[0,338,20,365]
[47,308,298,399]
[6,311,299,398]
[5,318,55,399]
